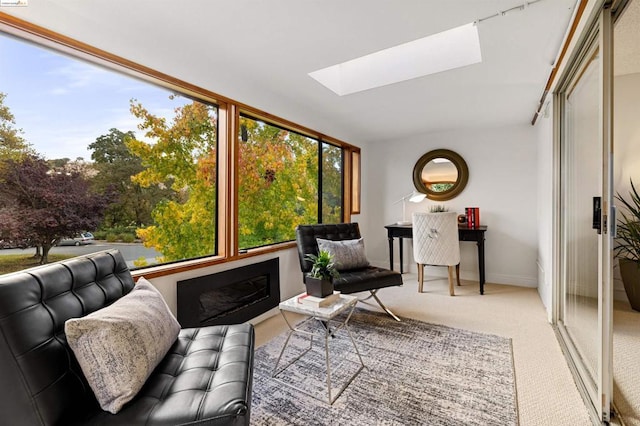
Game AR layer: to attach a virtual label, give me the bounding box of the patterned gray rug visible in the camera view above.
[251,308,518,425]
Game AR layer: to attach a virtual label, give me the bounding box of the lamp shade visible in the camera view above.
[395,190,426,225]
[409,191,426,203]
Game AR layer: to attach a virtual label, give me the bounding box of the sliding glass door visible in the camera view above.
[556,6,613,423]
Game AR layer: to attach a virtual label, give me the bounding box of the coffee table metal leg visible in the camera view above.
[345,322,365,367]
[322,304,365,404]
[324,325,332,403]
[272,310,313,378]
[272,304,365,404]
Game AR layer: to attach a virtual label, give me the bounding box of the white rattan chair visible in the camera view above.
[412,211,461,295]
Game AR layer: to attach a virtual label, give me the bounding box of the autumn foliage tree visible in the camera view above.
[126,97,341,262]
[0,92,33,162]
[0,155,110,264]
[237,117,318,248]
[126,98,217,262]
[321,143,343,224]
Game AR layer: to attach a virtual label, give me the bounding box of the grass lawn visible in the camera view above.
[0,254,75,275]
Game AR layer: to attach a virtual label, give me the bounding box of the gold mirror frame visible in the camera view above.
[412,149,469,201]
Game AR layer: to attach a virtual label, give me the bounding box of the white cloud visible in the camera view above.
[46,61,116,92]
[49,87,69,96]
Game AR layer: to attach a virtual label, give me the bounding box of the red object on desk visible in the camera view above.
[465,207,480,228]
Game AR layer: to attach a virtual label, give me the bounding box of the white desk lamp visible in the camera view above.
[394,190,426,225]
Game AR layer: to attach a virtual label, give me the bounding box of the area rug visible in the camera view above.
[251,308,518,425]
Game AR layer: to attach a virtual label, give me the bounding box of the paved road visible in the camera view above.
[0,241,163,269]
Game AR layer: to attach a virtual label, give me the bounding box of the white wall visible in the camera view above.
[613,72,640,302]
[357,124,539,288]
[536,102,554,316]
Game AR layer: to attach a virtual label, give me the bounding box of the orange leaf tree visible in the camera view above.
[237,117,318,248]
[126,99,328,261]
[126,98,217,262]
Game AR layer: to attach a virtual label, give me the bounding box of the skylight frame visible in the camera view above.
[309,22,482,96]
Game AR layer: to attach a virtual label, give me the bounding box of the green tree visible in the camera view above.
[0,93,35,244]
[89,128,170,228]
[0,92,33,162]
[47,158,71,169]
[322,143,343,224]
[126,98,217,262]
[237,117,318,248]
[126,99,335,261]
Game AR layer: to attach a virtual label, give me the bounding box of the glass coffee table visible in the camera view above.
[272,293,365,404]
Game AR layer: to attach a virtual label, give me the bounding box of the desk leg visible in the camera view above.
[478,237,486,295]
[399,237,404,274]
[387,237,394,271]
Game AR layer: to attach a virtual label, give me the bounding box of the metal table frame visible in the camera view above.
[272,294,365,404]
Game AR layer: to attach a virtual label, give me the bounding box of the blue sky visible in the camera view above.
[0,33,188,160]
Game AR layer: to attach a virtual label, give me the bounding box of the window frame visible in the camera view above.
[0,12,361,278]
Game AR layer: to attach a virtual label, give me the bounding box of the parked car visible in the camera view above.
[0,239,32,249]
[57,232,95,246]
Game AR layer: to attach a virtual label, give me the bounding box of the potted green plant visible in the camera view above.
[615,179,640,311]
[304,249,339,298]
[429,204,448,213]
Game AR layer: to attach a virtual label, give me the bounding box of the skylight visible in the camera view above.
[309,23,482,96]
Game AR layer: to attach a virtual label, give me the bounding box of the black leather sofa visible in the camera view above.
[0,249,254,426]
[295,223,403,320]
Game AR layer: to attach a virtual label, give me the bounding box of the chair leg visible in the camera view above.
[418,263,424,293]
[448,266,455,296]
[370,289,401,322]
[456,263,461,286]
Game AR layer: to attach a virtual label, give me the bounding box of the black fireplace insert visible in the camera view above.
[177,258,280,327]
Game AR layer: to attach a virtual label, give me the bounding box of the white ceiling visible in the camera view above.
[615,0,640,76]
[2,0,578,145]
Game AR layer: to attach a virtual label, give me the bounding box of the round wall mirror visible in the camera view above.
[412,149,469,201]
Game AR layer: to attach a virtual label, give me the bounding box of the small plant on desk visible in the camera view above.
[429,204,448,213]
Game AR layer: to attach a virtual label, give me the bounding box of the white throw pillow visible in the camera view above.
[316,237,370,271]
[65,277,180,414]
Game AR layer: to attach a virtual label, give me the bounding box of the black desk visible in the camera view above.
[384,224,488,295]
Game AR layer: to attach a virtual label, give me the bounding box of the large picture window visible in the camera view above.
[0,34,218,270]
[0,16,359,277]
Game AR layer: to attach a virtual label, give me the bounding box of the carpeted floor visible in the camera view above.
[613,300,640,426]
[251,308,518,425]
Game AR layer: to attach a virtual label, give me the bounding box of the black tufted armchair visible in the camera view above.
[295,223,403,321]
[0,249,254,426]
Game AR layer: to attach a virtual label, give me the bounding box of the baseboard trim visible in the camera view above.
[371,260,536,288]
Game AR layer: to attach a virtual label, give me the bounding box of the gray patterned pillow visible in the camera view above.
[317,237,370,271]
[65,277,180,414]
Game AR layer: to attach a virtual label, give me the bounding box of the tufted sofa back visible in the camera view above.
[295,223,362,273]
[0,249,134,426]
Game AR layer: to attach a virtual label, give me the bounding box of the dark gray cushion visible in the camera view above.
[316,237,370,270]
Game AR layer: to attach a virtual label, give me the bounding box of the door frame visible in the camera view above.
[551,2,614,423]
